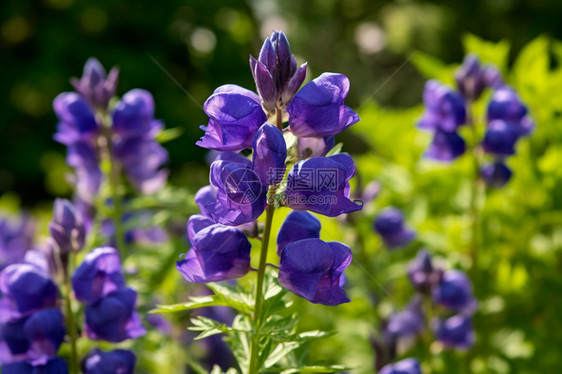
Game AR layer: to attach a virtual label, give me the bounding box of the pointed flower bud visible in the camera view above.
[279,238,351,306]
[82,348,136,374]
[277,211,321,255]
[433,314,475,350]
[71,58,119,109]
[287,73,359,137]
[379,358,423,374]
[49,199,86,254]
[374,207,416,248]
[176,215,251,283]
[455,54,486,101]
[72,247,125,305]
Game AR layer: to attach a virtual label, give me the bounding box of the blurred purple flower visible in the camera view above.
[82,348,136,374]
[0,214,35,270]
[418,80,466,132]
[49,199,86,254]
[285,154,363,217]
[379,358,423,374]
[2,357,68,374]
[84,287,145,343]
[433,314,475,350]
[277,211,321,255]
[278,238,351,306]
[408,249,442,293]
[383,296,424,344]
[432,270,477,314]
[482,65,504,89]
[487,87,534,137]
[455,54,486,101]
[72,247,125,305]
[481,162,512,188]
[71,57,119,109]
[53,92,99,145]
[176,215,251,283]
[482,120,518,157]
[374,207,415,249]
[424,129,466,162]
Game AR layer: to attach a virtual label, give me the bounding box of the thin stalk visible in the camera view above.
[64,252,79,374]
[108,152,127,258]
[467,102,481,275]
[248,204,275,374]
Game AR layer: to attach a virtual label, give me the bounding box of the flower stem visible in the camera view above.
[467,102,482,275]
[248,204,275,374]
[109,156,127,258]
[64,252,79,374]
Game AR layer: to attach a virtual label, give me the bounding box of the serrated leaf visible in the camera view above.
[264,341,301,368]
[152,292,251,315]
[297,330,335,341]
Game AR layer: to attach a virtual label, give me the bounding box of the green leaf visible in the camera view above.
[325,143,343,157]
[279,365,351,374]
[410,51,454,84]
[264,341,301,368]
[462,33,511,72]
[156,127,184,143]
[151,293,252,315]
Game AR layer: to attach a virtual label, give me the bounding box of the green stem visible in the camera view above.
[467,102,481,275]
[109,156,127,258]
[64,252,79,374]
[248,204,275,374]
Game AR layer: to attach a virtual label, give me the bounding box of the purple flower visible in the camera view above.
[418,80,466,132]
[0,264,58,322]
[482,120,518,156]
[277,211,321,255]
[482,65,504,89]
[71,57,119,109]
[66,141,102,200]
[374,208,415,249]
[82,348,136,374]
[251,123,287,186]
[197,85,267,151]
[408,249,442,293]
[0,215,35,270]
[455,54,486,101]
[432,270,477,314]
[424,129,466,162]
[84,287,145,343]
[487,87,534,137]
[72,247,125,305]
[278,238,351,306]
[2,357,69,374]
[176,215,251,283]
[287,73,359,137]
[0,309,65,366]
[49,199,86,254]
[481,162,512,188]
[285,154,363,217]
[383,296,424,343]
[112,89,162,137]
[250,31,307,114]
[379,358,422,374]
[297,136,335,160]
[53,92,99,145]
[434,314,475,350]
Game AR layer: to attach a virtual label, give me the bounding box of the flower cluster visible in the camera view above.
[0,263,67,372]
[374,207,416,249]
[53,58,168,202]
[418,54,533,187]
[177,31,361,306]
[72,247,145,343]
[0,214,35,270]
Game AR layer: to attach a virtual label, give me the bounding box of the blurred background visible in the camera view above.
[2,0,562,206]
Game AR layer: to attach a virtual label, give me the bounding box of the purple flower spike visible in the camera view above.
[455,54,485,101]
[279,238,351,306]
[481,162,512,188]
[3,358,69,374]
[209,157,267,226]
[487,87,534,137]
[250,31,307,113]
[434,314,475,350]
[24,308,66,365]
[83,348,136,374]
[287,73,359,137]
[418,80,466,132]
[198,85,267,151]
[277,211,321,255]
[176,217,251,283]
[72,247,125,305]
[112,89,162,137]
[252,123,287,185]
[424,130,466,162]
[408,249,442,293]
[0,264,58,323]
[379,358,423,374]
[297,136,335,160]
[0,215,35,270]
[49,199,86,254]
[482,120,518,156]
[84,287,145,343]
[113,136,169,194]
[71,57,119,109]
[285,154,363,217]
[374,207,415,249]
[383,296,424,342]
[432,270,477,314]
[53,92,99,145]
